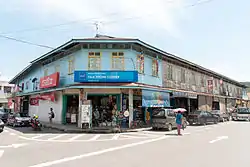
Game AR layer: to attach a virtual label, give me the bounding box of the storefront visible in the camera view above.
[29,72,62,123]
[171,91,198,113]
[198,95,213,111]
[74,70,138,128]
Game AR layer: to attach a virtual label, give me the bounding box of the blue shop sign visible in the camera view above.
[142,89,170,107]
[74,71,138,83]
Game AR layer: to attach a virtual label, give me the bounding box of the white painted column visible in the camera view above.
[128,89,133,128]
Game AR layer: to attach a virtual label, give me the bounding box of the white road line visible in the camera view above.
[68,134,85,141]
[122,135,150,139]
[0,150,4,158]
[209,136,228,144]
[47,134,67,141]
[31,134,50,139]
[28,136,168,167]
[89,134,101,141]
[112,134,120,140]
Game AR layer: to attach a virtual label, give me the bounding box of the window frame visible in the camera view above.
[111,52,125,70]
[152,58,159,77]
[88,52,101,71]
[44,68,48,77]
[68,57,75,75]
[167,64,173,80]
[136,54,144,74]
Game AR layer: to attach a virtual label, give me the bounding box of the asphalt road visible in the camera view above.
[0,121,248,167]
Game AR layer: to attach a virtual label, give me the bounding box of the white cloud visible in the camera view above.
[20,0,188,38]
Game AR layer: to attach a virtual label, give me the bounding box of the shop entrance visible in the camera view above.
[190,99,198,112]
[65,95,79,124]
[212,101,220,110]
[87,94,120,127]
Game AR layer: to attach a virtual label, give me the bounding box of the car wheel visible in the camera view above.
[167,124,172,131]
[214,119,218,124]
[152,127,158,131]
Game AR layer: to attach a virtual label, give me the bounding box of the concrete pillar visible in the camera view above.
[187,98,191,114]
[78,89,87,128]
[128,89,133,128]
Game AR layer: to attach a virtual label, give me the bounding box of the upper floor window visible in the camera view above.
[112,52,124,70]
[44,69,48,76]
[136,55,144,73]
[191,72,196,85]
[68,57,75,75]
[152,59,159,77]
[55,65,60,72]
[181,68,185,83]
[200,75,205,87]
[88,52,101,70]
[167,64,173,80]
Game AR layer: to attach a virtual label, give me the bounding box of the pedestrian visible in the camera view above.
[176,111,183,136]
[49,108,55,124]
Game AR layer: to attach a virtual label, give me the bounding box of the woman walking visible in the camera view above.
[176,111,183,136]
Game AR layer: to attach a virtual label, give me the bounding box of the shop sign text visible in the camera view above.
[39,72,60,89]
[74,71,138,83]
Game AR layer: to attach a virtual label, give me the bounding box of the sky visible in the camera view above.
[0,0,250,82]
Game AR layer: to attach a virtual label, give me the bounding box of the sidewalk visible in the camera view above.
[41,122,152,134]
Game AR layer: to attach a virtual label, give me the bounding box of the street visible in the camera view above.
[0,121,248,167]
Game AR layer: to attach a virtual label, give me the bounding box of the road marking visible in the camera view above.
[209,136,228,144]
[68,134,85,141]
[10,133,16,136]
[112,134,120,140]
[28,136,168,167]
[122,135,150,139]
[0,150,4,158]
[48,134,67,141]
[0,143,28,149]
[89,134,101,141]
[31,134,49,139]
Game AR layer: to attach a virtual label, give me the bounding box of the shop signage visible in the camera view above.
[74,71,138,83]
[39,72,60,89]
[142,89,170,107]
[172,92,197,99]
[39,92,55,102]
[30,97,39,106]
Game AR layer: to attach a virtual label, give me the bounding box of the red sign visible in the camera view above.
[39,72,59,89]
[14,97,21,112]
[30,97,39,106]
[39,92,55,102]
[8,98,13,108]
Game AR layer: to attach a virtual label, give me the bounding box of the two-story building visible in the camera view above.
[9,35,247,129]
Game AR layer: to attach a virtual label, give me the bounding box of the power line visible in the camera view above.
[0,12,120,35]
[0,34,54,49]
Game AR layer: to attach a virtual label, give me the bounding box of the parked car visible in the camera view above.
[7,113,31,127]
[0,109,9,123]
[188,110,219,125]
[0,119,4,132]
[232,107,250,121]
[152,108,187,131]
[211,110,230,122]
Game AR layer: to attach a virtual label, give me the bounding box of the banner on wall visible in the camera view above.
[30,97,39,106]
[142,89,170,107]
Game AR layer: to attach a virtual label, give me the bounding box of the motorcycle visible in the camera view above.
[30,117,42,131]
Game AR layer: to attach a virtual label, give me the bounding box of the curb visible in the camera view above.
[42,124,151,134]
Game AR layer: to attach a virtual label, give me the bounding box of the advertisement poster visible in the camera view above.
[81,100,92,124]
[142,90,170,107]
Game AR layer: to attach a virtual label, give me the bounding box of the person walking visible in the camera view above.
[176,111,183,136]
[49,108,55,124]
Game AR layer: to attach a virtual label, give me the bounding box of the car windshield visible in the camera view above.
[211,110,220,114]
[15,113,29,117]
[237,108,250,114]
[193,111,202,115]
